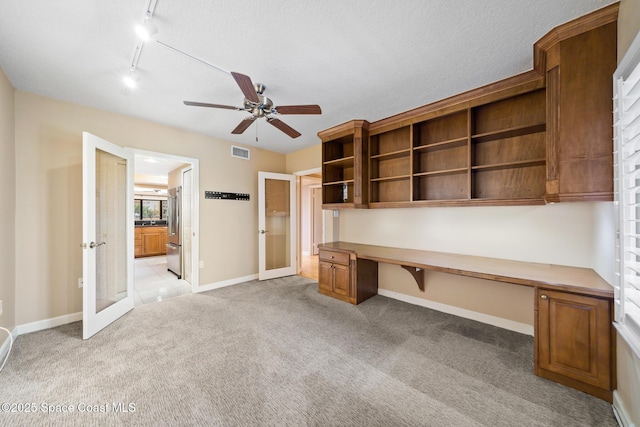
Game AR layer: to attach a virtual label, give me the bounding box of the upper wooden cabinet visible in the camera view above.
[320,4,618,209]
[319,120,369,209]
[538,9,617,202]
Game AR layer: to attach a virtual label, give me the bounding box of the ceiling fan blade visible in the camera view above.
[267,118,302,138]
[183,101,241,110]
[231,117,257,134]
[274,105,322,115]
[231,72,260,104]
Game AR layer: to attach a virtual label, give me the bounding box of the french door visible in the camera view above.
[82,132,134,339]
[258,172,297,280]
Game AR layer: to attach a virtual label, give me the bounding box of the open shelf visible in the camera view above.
[370,178,411,203]
[371,174,411,182]
[370,148,411,160]
[472,159,546,172]
[413,167,468,177]
[414,137,468,152]
[472,163,546,200]
[370,126,411,156]
[323,156,355,167]
[472,123,546,143]
[413,171,468,201]
[323,179,355,186]
[414,111,468,147]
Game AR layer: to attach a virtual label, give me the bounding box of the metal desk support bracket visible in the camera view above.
[401,265,424,291]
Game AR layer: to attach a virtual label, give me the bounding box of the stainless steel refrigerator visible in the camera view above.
[167,186,182,278]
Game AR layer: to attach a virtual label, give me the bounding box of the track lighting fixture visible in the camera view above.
[134,12,157,41]
[123,70,138,89]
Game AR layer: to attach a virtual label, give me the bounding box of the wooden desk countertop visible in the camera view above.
[319,242,613,298]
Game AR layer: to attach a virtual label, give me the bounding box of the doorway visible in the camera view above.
[297,169,322,280]
[131,149,199,305]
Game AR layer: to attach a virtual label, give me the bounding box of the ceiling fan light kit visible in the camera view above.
[184,71,322,139]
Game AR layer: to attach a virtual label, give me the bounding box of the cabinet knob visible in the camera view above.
[540,294,548,300]
[330,255,334,259]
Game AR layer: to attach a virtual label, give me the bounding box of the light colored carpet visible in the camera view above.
[0,276,617,426]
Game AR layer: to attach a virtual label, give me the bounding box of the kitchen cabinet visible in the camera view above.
[134,226,168,258]
[535,288,615,401]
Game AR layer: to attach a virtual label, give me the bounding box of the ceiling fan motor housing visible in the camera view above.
[245,94,273,117]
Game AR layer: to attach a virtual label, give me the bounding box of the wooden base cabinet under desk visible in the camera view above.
[535,288,615,402]
[318,248,378,304]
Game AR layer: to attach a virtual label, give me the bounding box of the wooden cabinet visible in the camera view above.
[319,120,369,209]
[535,288,615,402]
[540,16,617,202]
[320,4,618,208]
[134,228,142,257]
[318,248,377,304]
[134,226,168,258]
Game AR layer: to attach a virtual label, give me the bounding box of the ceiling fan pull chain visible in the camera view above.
[256,119,259,143]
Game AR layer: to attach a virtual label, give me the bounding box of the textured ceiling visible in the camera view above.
[0,0,616,154]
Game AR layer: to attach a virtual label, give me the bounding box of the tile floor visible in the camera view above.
[134,255,191,306]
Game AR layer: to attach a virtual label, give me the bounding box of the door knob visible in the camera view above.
[89,241,106,248]
[259,230,269,234]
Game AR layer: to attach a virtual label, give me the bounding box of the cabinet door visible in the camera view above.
[332,263,351,297]
[142,232,162,255]
[537,289,612,390]
[318,262,334,292]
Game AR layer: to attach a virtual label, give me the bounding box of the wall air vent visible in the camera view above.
[231,146,250,160]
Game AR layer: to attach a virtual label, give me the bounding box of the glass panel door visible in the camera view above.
[258,172,296,280]
[82,132,134,339]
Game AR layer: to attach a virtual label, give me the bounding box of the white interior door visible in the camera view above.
[82,132,134,339]
[258,171,296,280]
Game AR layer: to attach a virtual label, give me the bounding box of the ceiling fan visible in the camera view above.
[184,72,322,138]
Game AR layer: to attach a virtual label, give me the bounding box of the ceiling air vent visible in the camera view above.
[231,145,250,160]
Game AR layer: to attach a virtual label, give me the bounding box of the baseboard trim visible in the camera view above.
[15,312,82,336]
[613,390,636,427]
[377,289,534,336]
[196,274,258,293]
[0,326,17,363]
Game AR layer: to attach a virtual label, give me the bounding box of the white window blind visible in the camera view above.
[614,31,640,359]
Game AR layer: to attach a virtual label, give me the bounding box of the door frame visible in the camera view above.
[293,167,323,275]
[128,148,200,292]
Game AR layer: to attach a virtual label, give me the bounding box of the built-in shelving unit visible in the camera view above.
[369,126,411,205]
[320,4,617,209]
[319,120,369,209]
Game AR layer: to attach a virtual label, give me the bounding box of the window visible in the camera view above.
[134,199,167,221]
[614,30,640,359]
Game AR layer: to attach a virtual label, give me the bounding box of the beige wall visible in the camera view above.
[14,91,285,325]
[339,203,602,327]
[285,144,321,174]
[0,68,15,331]
[615,0,640,423]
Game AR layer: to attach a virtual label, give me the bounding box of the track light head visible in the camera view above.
[134,14,157,41]
[123,70,138,89]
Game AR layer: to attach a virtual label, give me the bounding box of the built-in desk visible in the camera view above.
[318,241,615,402]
